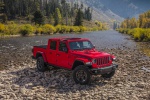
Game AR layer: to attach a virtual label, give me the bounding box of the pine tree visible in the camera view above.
[49,14,54,25]
[74,9,83,26]
[1,0,93,23]
[33,10,45,25]
[87,7,92,21]
[0,0,7,23]
[120,21,127,28]
[0,0,5,13]
[2,14,7,23]
[130,18,138,28]
[54,8,62,25]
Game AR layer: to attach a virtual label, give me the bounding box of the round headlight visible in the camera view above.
[92,59,97,64]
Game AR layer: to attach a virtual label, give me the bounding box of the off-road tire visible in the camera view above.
[37,57,47,72]
[101,70,115,78]
[73,65,91,85]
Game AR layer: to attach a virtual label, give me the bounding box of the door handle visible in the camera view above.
[57,54,60,56]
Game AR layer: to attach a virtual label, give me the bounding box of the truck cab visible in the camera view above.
[32,38,118,85]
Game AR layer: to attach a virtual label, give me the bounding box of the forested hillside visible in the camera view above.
[118,10,150,42]
[0,0,92,25]
[0,0,107,37]
[70,0,123,23]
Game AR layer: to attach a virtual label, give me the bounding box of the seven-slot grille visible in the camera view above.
[96,56,110,66]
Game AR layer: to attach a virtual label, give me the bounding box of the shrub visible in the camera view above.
[65,26,70,33]
[143,29,150,41]
[72,26,80,32]
[42,24,56,34]
[19,24,34,36]
[118,28,124,33]
[7,21,15,24]
[132,28,143,41]
[146,29,150,41]
[0,23,5,32]
[127,29,134,35]
[69,26,74,32]
[79,26,87,32]
[86,27,92,31]
[4,23,19,35]
[60,25,69,33]
[92,27,99,31]
[55,25,61,33]
[60,25,66,33]
[35,27,42,34]
[118,28,150,41]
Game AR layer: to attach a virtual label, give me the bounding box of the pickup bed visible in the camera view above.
[34,45,47,49]
[32,38,118,85]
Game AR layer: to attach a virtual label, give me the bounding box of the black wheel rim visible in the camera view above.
[76,70,87,83]
[37,60,42,69]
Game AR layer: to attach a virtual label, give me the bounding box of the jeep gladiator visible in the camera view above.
[32,38,118,85]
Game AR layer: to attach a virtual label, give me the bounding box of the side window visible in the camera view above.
[59,42,67,52]
[50,41,57,50]
[83,41,91,48]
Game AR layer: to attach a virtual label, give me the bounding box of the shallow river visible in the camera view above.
[0,30,150,100]
[0,30,149,69]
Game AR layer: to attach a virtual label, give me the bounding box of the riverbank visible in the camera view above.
[0,31,149,99]
[0,48,149,99]
[117,28,150,42]
[0,21,107,38]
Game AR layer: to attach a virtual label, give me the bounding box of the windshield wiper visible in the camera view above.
[73,48,83,51]
[82,48,92,50]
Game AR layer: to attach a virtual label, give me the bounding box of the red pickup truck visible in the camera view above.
[32,38,118,85]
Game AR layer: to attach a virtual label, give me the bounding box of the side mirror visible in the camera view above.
[63,47,68,53]
[93,45,96,49]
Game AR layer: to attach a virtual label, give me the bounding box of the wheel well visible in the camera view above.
[36,53,42,58]
[72,61,84,70]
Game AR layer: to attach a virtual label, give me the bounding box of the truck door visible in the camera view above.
[47,40,57,65]
[56,41,69,68]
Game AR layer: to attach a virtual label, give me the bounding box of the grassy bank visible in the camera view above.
[117,28,150,42]
[0,21,107,37]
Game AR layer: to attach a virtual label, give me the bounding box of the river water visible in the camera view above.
[0,30,149,69]
[0,30,137,50]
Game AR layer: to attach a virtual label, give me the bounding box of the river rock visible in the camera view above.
[0,32,150,99]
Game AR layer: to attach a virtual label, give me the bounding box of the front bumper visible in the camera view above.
[90,64,118,75]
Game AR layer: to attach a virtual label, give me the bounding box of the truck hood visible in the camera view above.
[70,49,111,59]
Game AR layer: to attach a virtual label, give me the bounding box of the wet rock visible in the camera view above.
[116,83,123,87]
[26,83,33,87]
[131,94,139,100]
[10,93,17,99]
[136,82,146,88]
[19,87,27,95]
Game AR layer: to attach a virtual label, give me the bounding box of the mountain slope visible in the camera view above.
[83,0,150,18]
[68,0,124,23]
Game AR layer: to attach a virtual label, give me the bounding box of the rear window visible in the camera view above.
[50,41,57,50]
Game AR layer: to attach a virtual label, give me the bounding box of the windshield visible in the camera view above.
[69,41,94,50]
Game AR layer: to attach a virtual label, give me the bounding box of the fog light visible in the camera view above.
[95,70,98,73]
[113,57,116,61]
[85,62,92,65]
